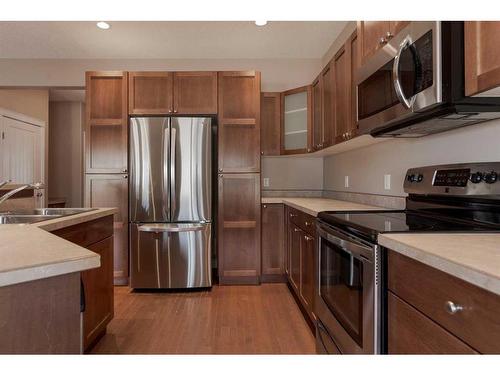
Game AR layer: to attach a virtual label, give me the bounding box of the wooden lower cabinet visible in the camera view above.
[82,237,114,350]
[85,174,128,285]
[218,173,261,284]
[261,203,285,282]
[388,292,477,354]
[285,205,317,326]
[388,250,500,354]
[51,215,114,352]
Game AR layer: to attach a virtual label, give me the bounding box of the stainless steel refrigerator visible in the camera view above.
[129,117,212,289]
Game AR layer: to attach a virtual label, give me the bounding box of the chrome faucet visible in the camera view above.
[0,182,45,206]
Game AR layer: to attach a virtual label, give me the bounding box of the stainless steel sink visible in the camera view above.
[33,208,96,216]
[0,208,97,224]
[0,214,62,224]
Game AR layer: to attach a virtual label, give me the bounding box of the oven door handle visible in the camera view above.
[393,35,417,110]
[317,224,374,262]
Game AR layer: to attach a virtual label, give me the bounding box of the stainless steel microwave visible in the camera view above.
[357,21,500,137]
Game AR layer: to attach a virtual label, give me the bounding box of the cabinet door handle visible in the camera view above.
[305,221,311,226]
[293,228,301,232]
[304,235,313,241]
[290,213,297,218]
[445,301,463,315]
[123,175,128,179]
[173,109,178,113]
[168,109,172,113]
[379,37,387,45]
[385,31,394,40]
[263,204,267,208]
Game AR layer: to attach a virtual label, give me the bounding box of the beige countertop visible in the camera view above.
[0,207,117,287]
[261,197,385,216]
[379,233,500,296]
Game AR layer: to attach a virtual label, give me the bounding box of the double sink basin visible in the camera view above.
[0,208,96,224]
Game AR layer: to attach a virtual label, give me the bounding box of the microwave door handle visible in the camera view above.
[393,35,415,109]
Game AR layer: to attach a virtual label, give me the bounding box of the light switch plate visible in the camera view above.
[263,177,270,187]
[384,174,391,190]
[344,176,349,188]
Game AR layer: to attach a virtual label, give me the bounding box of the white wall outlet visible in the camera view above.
[384,174,391,190]
[263,177,270,188]
[344,176,349,188]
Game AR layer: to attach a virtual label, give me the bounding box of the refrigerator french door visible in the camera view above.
[129,117,212,289]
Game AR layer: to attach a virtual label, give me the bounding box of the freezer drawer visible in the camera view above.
[130,223,212,289]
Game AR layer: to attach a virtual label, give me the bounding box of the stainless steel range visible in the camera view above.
[315,162,500,354]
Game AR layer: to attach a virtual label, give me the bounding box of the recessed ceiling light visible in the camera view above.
[96,21,110,30]
[255,20,267,26]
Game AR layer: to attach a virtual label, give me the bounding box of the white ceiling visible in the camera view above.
[0,21,347,59]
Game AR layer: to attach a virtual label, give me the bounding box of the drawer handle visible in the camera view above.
[305,221,311,226]
[304,235,313,241]
[293,228,301,232]
[290,213,298,218]
[445,301,463,315]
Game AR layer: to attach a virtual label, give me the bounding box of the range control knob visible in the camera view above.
[406,174,414,182]
[484,171,498,184]
[469,172,483,184]
[417,174,424,182]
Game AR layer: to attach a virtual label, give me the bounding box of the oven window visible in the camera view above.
[320,237,363,346]
[358,59,399,120]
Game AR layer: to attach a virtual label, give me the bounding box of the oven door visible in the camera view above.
[315,222,380,354]
[357,21,441,134]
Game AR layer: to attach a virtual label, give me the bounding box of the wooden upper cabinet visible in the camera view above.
[321,62,335,148]
[334,44,350,143]
[173,71,217,114]
[465,22,500,96]
[358,21,409,64]
[260,92,281,156]
[311,75,323,151]
[128,72,173,115]
[218,173,261,285]
[281,85,312,155]
[218,71,261,173]
[349,30,360,136]
[85,71,128,173]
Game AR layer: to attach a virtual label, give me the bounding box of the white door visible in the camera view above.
[0,115,44,185]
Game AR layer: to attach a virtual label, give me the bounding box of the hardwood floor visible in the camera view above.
[90,283,316,354]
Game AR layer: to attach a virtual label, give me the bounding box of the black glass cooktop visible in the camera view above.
[318,210,500,242]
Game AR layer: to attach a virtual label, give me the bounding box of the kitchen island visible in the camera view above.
[0,208,116,354]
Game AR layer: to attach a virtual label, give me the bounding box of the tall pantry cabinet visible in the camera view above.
[85,71,129,285]
[217,71,262,285]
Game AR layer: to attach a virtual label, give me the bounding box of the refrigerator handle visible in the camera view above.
[170,127,177,217]
[163,124,170,217]
[138,223,206,232]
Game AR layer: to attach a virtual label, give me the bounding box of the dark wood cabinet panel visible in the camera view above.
[349,31,360,136]
[218,71,260,120]
[334,45,350,144]
[218,71,261,172]
[260,92,281,156]
[85,71,128,173]
[358,21,391,63]
[128,71,173,115]
[218,173,261,285]
[0,273,81,354]
[388,250,500,354]
[82,237,114,351]
[261,204,285,282]
[311,75,323,151]
[300,232,315,319]
[85,174,128,285]
[321,63,335,148]
[465,22,500,96]
[289,223,302,292]
[388,292,477,354]
[173,71,217,114]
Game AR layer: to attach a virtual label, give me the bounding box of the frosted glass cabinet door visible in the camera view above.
[1,116,44,184]
[282,86,311,154]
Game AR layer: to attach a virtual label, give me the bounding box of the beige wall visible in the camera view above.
[0,58,322,92]
[323,119,500,197]
[262,156,323,192]
[48,101,84,207]
[0,89,49,190]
